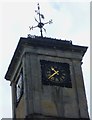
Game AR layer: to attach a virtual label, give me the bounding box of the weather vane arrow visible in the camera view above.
[29,3,53,37]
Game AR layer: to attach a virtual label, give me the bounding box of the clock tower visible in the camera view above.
[5,36,89,119]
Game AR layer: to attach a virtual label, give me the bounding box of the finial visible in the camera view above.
[29,3,53,37]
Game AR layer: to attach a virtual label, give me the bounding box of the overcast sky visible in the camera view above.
[0,1,90,119]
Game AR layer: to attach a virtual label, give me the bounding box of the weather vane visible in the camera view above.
[29,3,53,37]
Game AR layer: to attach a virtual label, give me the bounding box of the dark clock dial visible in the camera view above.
[40,60,72,88]
[46,66,66,82]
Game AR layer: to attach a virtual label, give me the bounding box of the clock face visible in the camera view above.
[40,60,72,88]
[16,71,23,103]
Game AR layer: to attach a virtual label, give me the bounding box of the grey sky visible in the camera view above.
[0,1,90,119]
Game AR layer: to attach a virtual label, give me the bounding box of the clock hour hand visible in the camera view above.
[51,67,59,75]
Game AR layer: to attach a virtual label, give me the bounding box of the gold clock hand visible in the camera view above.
[51,67,59,75]
[48,70,59,79]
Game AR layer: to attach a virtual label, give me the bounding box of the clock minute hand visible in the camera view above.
[48,70,59,79]
[51,67,59,75]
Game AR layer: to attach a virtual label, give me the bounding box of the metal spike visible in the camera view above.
[43,27,46,32]
[35,17,39,23]
[38,3,40,10]
[35,10,37,13]
[49,19,53,24]
[41,14,44,19]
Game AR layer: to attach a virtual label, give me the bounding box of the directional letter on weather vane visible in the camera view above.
[29,3,53,37]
